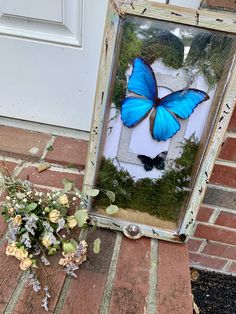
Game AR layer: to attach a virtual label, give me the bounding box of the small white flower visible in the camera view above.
[38,199,42,204]
[52,201,56,204]
[39,192,43,197]
[23,198,27,203]
[35,192,39,196]
[26,191,31,195]
[47,193,50,197]
[72,197,77,201]
[6,196,11,201]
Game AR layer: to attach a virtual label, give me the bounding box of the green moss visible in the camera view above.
[96,136,199,222]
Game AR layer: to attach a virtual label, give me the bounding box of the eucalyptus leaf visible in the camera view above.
[75,209,89,227]
[27,203,38,211]
[93,238,101,254]
[105,190,115,203]
[106,204,119,215]
[63,179,74,192]
[70,239,78,248]
[86,189,100,197]
[63,242,76,253]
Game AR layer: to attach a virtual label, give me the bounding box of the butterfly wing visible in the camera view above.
[128,58,157,101]
[153,151,168,170]
[137,155,154,171]
[121,97,154,128]
[151,106,180,141]
[159,89,209,119]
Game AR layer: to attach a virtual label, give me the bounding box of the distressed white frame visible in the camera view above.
[0,0,83,47]
[83,0,236,243]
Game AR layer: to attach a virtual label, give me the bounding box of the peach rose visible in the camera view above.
[13,215,22,226]
[6,243,17,256]
[20,257,32,270]
[58,194,69,205]
[15,247,28,260]
[48,209,61,223]
[67,216,77,229]
[41,235,51,248]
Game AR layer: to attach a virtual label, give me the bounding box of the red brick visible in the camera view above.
[0,126,51,161]
[196,206,214,222]
[61,229,116,314]
[215,212,236,229]
[203,242,236,260]
[19,166,83,189]
[157,241,192,314]
[188,238,203,252]
[0,241,22,312]
[14,254,67,313]
[210,165,236,188]
[228,262,236,274]
[219,137,236,162]
[109,237,151,314]
[0,215,6,238]
[189,252,227,270]
[0,160,19,176]
[228,107,236,132]
[203,0,236,11]
[45,137,88,169]
[194,224,236,246]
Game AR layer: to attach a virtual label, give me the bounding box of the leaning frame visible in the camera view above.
[83,0,236,243]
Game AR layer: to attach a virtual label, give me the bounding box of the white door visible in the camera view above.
[0,0,108,131]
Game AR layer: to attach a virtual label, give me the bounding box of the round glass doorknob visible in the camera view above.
[123,224,143,239]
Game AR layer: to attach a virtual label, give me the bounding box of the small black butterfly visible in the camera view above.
[137,151,168,171]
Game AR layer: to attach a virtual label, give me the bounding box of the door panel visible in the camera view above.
[1,0,63,22]
[0,0,108,131]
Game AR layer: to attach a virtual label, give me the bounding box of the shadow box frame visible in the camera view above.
[82,0,236,243]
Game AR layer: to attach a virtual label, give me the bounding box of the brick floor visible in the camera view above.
[0,126,192,313]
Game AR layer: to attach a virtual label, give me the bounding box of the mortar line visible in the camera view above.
[225,131,236,138]
[191,251,236,263]
[190,264,235,276]
[215,159,236,168]
[197,240,207,253]
[202,203,236,214]
[100,232,122,314]
[146,239,158,314]
[208,208,220,224]
[53,228,88,313]
[41,136,56,160]
[206,184,236,193]
[195,221,236,232]
[190,236,236,249]
[0,230,7,246]
[4,271,29,314]
[222,260,232,273]
[54,276,72,314]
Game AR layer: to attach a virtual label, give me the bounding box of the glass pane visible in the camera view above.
[93,15,236,231]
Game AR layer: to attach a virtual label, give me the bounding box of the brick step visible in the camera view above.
[0,125,88,169]
[0,228,192,314]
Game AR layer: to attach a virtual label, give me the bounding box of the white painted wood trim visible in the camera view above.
[0,0,84,47]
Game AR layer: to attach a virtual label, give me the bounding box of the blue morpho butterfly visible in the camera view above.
[121,58,210,142]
